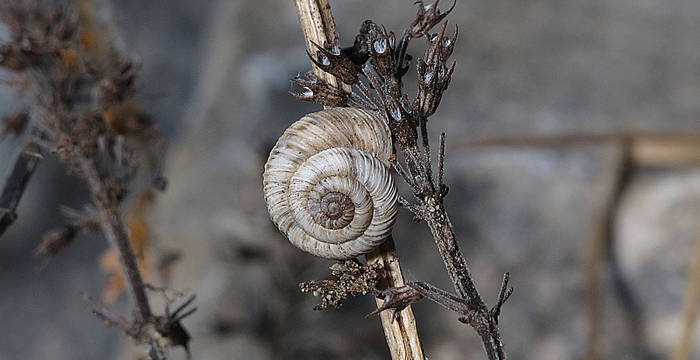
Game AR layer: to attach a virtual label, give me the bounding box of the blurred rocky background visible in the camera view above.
[1,0,700,359]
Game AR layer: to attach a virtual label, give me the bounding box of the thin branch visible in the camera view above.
[0,141,42,237]
[168,294,197,320]
[387,3,507,356]
[451,131,700,167]
[586,140,653,360]
[672,233,700,360]
[394,159,421,190]
[75,149,152,322]
[294,0,350,92]
[438,132,445,189]
[419,119,433,186]
[398,195,423,220]
[293,1,510,358]
[491,272,513,323]
[293,1,424,359]
[408,281,473,314]
[368,239,425,360]
[83,292,134,334]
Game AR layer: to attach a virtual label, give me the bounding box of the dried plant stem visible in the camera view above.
[584,139,655,359]
[460,134,661,359]
[293,1,424,358]
[584,142,631,360]
[293,0,351,92]
[422,200,481,301]
[672,234,700,360]
[421,195,506,359]
[76,151,152,323]
[0,142,41,237]
[452,131,700,167]
[369,239,425,360]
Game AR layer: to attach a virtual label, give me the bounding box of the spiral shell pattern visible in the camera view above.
[263,108,398,259]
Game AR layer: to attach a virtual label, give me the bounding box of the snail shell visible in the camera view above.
[263,108,398,259]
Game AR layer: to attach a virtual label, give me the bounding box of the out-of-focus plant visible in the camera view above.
[0,1,192,358]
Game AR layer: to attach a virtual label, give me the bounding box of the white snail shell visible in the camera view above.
[263,108,398,260]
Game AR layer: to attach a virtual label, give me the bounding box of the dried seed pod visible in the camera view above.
[263,108,398,259]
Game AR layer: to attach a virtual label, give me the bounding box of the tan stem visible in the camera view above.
[293,1,424,358]
[367,239,425,360]
[672,234,700,360]
[450,132,700,168]
[293,0,352,93]
[585,141,630,360]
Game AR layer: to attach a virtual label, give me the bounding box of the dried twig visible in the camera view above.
[368,239,425,360]
[672,234,700,360]
[293,1,425,358]
[75,149,152,322]
[451,131,700,167]
[585,141,633,360]
[0,141,42,237]
[590,141,654,359]
[455,132,669,359]
[292,1,511,359]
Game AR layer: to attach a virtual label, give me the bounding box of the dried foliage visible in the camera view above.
[300,260,383,310]
[0,0,189,358]
[291,1,511,359]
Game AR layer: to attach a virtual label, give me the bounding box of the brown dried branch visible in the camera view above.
[293,2,425,359]
[35,225,77,258]
[0,1,189,358]
[293,0,350,92]
[75,148,152,322]
[0,141,42,237]
[408,281,474,314]
[293,1,512,359]
[368,285,423,320]
[672,233,700,360]
[289,71,350,107]
[491,273,513,324]
[409,0,456,38]
[363,1,513,357]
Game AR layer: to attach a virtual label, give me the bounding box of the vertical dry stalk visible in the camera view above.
[584,142,630,360]
[75,150,152,322]
[586,140,653,360]
[672,234,700,360]
[293,0,350,93]
[293,1,424,358]
[370,239,425,360]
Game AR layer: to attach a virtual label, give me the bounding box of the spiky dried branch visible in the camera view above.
[292,1,511,359]
[293,1,425,359]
